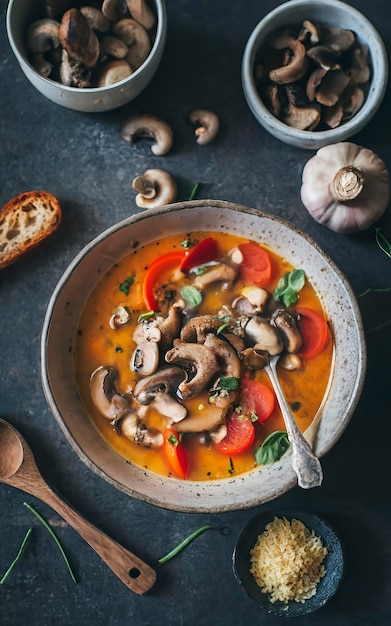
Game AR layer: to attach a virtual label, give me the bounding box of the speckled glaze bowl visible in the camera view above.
[6,0,167,113]
[242,0,388,149]
[41,200,366,512]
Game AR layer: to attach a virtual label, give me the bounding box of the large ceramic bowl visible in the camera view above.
[242,0,388,149]
[41,200,366,512]
[6,0,167,113]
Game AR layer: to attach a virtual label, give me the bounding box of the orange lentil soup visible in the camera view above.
[74,230,333,481]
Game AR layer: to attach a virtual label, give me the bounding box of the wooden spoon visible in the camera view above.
[0,417,156,593]
[264,356,323,489]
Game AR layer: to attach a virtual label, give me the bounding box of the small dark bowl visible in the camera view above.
[233,509,344,617]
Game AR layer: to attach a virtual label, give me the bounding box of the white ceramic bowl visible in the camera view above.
[41,200,366,512]
[242,0,388,149]
[6,0,167,113]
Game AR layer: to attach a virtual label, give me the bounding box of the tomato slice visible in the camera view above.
[180,237,220,272]
[143,251,186,310]
[239,378,275,423]
[238,242,273,286]
[295,306,331,359]
[215,410,255,456]
[164,429,189,479]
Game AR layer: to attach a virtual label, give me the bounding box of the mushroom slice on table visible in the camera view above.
[121,114,174,156]
[133,366,187,422]
[189,110,220,145]
[90,366,132,422]
[165,339,221,400]
[132,169,177,209]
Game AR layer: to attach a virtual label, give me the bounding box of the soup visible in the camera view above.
[74,230,333,481]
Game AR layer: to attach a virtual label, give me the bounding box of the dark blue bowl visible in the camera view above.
[233,509,344,617]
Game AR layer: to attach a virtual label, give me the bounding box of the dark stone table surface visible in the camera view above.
[1,0,391,624]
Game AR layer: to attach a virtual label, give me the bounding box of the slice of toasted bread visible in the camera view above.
[0,190,62,270]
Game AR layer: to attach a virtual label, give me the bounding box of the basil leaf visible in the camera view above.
[273,269,305,307]
[180,285,202,308]
[219,377,239,391]
[119,275,135,296]
[255,430,290,465]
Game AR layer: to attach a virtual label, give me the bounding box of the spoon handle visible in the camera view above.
[265,359,323,489]
[12,472,156,594]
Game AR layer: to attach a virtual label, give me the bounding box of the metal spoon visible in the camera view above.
[0,417,156,593]
[264,356,323,489]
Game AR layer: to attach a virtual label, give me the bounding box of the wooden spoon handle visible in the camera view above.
[23,478,156,594]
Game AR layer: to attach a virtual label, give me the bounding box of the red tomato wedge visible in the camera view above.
[238,242,273,286]
[143,251,186,310]
[215,411,255,456]
[164,429,189,479]
[180,237,220,272]
[239,378,275,423]
[296,306,331,360]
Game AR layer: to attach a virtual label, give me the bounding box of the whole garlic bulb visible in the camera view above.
[300,142,390,234]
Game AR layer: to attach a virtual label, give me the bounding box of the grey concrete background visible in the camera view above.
[1,0,391,624]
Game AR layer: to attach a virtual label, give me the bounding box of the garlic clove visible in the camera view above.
[300,142,390,234]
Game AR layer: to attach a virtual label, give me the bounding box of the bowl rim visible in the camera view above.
[241,0,389,147]
[6,0,167,93]
[232,507,345,616]
[40,199,367,512]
